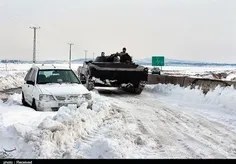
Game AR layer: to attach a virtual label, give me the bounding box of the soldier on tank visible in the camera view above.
[100,52,107,62]
[107,47,132,63]
[94,52,107,62]
[119,47,132,63]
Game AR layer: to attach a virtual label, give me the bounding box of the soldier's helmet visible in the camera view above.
[122,47,126,52]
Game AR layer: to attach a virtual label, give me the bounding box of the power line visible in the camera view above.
[68,43,74,69]
[30,26,40,64]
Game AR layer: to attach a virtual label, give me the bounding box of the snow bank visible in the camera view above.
[0,71,26,91]
[4,93,22,105]
[0,92,116,158]
[144,84,236,115]
[225,72,236,81]
[21,93,114,158]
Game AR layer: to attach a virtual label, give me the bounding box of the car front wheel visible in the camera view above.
[32,99,38,111]
[22,92,28,106]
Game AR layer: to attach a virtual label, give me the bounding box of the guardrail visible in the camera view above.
[147,74,236,94]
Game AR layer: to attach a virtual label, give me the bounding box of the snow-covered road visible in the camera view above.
[1,84,236,158]
[105,89,236,158]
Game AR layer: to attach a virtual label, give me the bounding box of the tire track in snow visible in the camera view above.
[118,106,162,158]
[112,100,174,158]
[136,119,149,135]
[108,91,236,158]
[159,105,236,157]
[109,95,185,157]
[153,102,236,158]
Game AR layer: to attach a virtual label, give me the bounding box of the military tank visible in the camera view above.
[77,54,149,94]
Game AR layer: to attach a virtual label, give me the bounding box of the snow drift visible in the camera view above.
[0,71,26,91]
[0,92,113,158]
[144,84,236,115]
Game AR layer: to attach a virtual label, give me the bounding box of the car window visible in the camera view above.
[37,69,81,84]
[24,68,32,81]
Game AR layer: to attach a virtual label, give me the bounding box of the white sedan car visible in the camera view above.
[22,65,93,111]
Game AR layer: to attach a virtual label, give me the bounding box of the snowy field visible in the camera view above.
[1,63,236,159]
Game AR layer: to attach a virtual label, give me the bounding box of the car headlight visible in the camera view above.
[39,94,55,101]
[83,93,92,100]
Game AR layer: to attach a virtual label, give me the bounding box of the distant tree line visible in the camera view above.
[1,60,21,63]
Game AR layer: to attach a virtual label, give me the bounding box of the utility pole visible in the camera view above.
[84,50,87,61]
[67,43,74,69]
[93,52,95,60]
[5,59,7,71]
[30,26,40,64]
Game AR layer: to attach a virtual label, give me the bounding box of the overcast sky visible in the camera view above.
[0,0,235,63]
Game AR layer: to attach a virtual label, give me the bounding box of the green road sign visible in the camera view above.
[152,56,165,66]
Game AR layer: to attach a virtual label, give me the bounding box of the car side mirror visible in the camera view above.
[26,80,35,85]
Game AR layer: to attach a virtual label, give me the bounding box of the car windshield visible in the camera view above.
[37,69,81,84]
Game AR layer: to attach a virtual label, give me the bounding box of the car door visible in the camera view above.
[27,68,37,105]
[22,68,33,103]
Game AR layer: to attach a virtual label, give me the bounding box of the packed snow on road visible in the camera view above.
[1,64,236,159]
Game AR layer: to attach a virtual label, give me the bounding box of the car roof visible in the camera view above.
[31,64,72,70]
